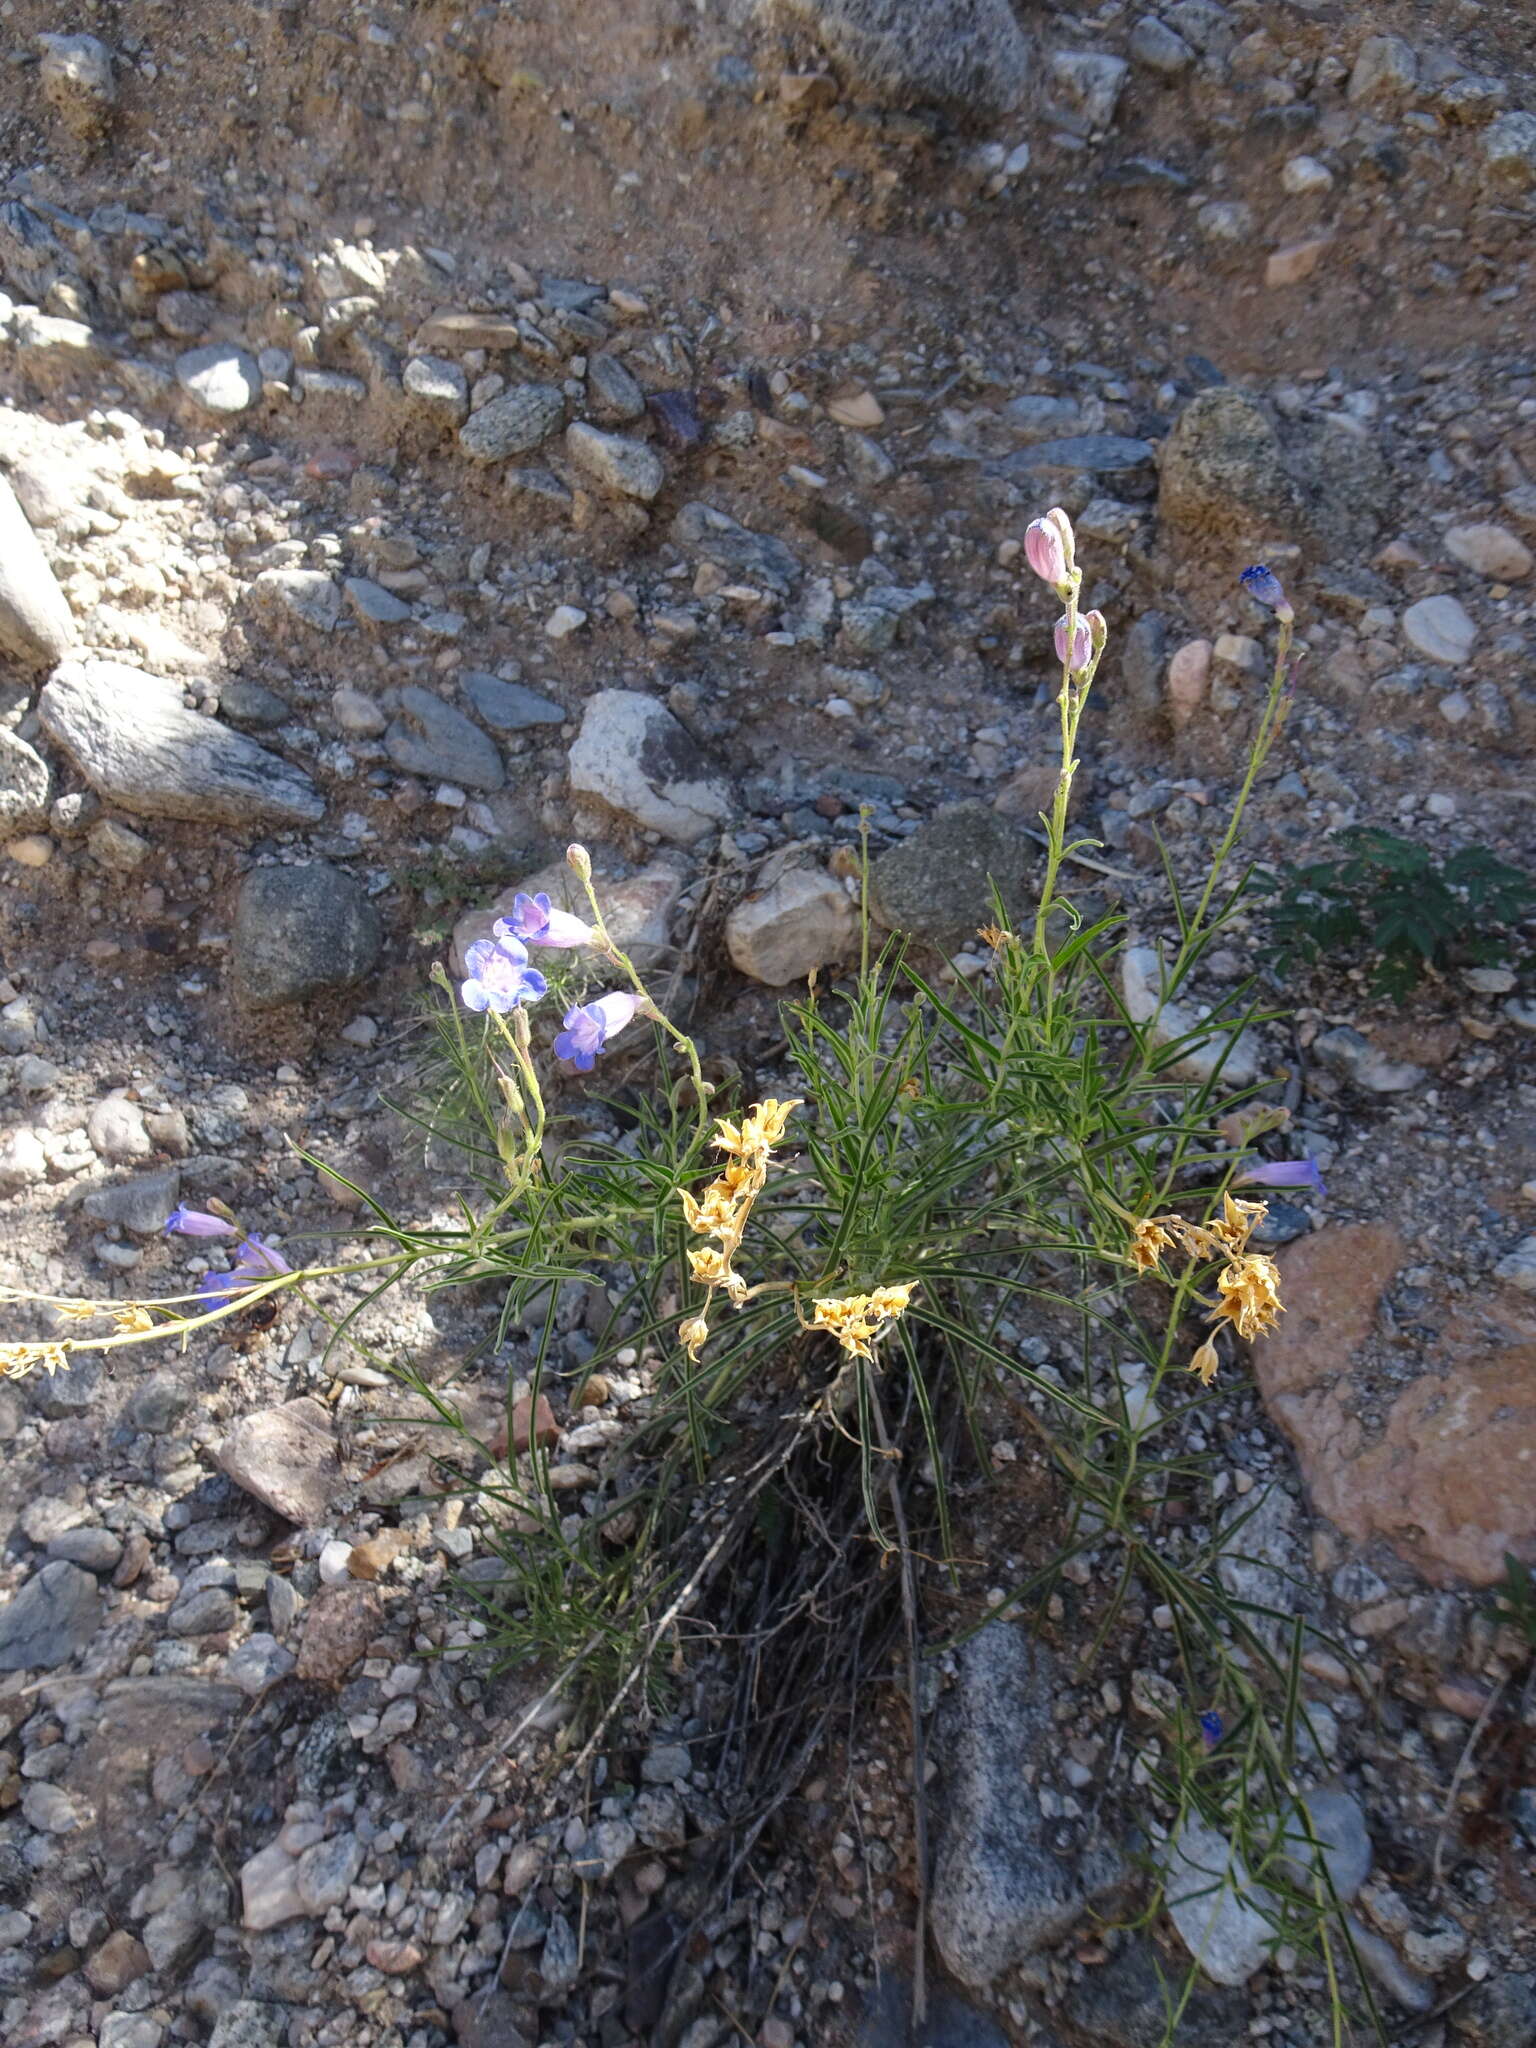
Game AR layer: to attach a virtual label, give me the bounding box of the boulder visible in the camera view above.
[781,0,1030,120]
[568,691,731,844]
[230,863,382,1006]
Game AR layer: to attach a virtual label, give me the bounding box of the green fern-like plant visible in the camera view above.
[1261,828,1533,1003]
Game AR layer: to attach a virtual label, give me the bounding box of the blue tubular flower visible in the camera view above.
[495,892,594,950]
[165,1206,239,1239]
[552,991,640,1072]
[1199,1710,1224,1751]
[1240,563,1294,622]
[1237,1157,1327,1200]
[460,934,548,1014]
[196,1234,291,1310]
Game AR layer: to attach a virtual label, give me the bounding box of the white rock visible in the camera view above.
[544,604,587,639]
[176,344,262,415]
[1444,522,1532,581]
[239,1841,308,1931]
[1165,1813,1276,1985]
[0,474,76,667]
[1050,50,1128,130]
[725,864,856,987]
[568,690,732,844]
[1281,155,1334,195]
[0,1126,48,1193]
[87,1094,152,1163]
[37,32,116,137]
[1401,594,1476,666]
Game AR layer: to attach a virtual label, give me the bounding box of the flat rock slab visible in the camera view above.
[386,684,505,790]
[458,384,565,461]
[460,671,564,732]
[995,432,1155,476]
[218,1398,341,1525]
[671,501,802,590]
[930,1624,1118,1986]
[38,659,324,827]
[0,1558,102,1671]
[0,471,76,666]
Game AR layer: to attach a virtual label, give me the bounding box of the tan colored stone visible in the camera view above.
[1265,237,1331,287]
[413,310,524,351]
[725,864,856,987]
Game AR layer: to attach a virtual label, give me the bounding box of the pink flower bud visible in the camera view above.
[1054,613,1093,674]
[1024,518,1066,588]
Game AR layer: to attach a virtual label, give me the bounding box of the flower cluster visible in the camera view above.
[810,1284,915,1364]
[452,860,647,1073]
[1127,1184,1298,1383]
[678,1099,801,1360]
[195,1233,291,1311]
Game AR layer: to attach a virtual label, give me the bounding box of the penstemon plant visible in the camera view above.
[1,516,1382,2044]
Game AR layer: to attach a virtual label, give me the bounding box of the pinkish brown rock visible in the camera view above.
[294,1581,384,1683]
[366,1938,424,1974]
[1255,1226,1536,1585]
[218,1398,340,1525]
[1164,639,1211,728]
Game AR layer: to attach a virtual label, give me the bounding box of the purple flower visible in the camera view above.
[196,1234,291,1310]
[1237,1157,1327,1200]
[495,892,594,951]
[1240,563,1294,622]
[165,1206,239,1239]
[460,935,548,1014]
[1054,612,1093,674]
[552,991,640,1072]
[1199,1710,1224,1751]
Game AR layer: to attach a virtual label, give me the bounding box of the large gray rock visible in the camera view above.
[386,685,505,789]
[1158,389,1299,539]
[1064,1935,1246,2047]
[930,1626,1110,1987]
[0,728,51,830]
[83,1166,182,1236]
[1484,111,1536,190]
[0,472,76,666]
[230,863,382,1006]
[38,660,324,826]
[568,690,732,845]
[0,1559,102,1671]
[252,568,342,634]
[870,801,1035,953]
[458,384,565,460]
[783,0,1030,119]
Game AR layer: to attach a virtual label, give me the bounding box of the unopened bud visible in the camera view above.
[1054,612,1094,675]
[566,842,592,882]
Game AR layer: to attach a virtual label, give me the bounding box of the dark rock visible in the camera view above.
[1063,1936,1246,2047]
[230,864,381,1006]
[856,1971,1013,2045]
[217,680,291,730]
[1118,611,1168,723]
[783,0,1030,120]
[930,1624,1117,1987]
[0,1559,102,1671]
[871,802,1037,952]
[1450,1971,1536,2048]
[83,1165,181,1236]
[1157,389,1298,539]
